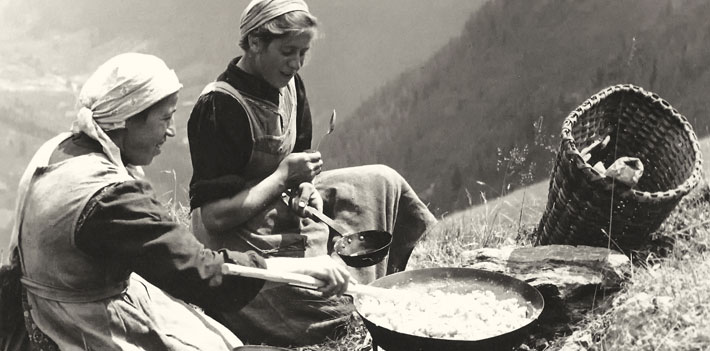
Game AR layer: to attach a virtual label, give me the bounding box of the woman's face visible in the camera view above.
[253,30,314,89]
[122,93,178,166]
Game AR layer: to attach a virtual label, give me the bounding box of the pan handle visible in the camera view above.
[222,263,323,290]
[222,263,391,298]
[280,192,348,237]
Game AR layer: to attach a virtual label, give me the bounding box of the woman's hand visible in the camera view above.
[275,151,322,188]
[265,256,353,297]
[288,182,324,217]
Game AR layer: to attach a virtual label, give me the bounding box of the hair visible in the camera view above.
[239,10,319,51]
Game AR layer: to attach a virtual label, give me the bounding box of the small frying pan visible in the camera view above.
[281,193,392,267]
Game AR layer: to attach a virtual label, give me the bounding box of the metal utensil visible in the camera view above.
[314,109,336,151]
[281,193,392,267]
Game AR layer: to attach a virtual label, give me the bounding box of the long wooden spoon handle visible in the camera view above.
[222,263,322,289]
[221,263,388,297]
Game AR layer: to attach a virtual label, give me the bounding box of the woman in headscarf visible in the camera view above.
[6,52,351,350]
[187,0,438,346]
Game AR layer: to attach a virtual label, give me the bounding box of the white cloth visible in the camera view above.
[72,52,182,170]
[76,53,182,132]
[240,0,310,39]
[3,134,71,266]
[605,157,644,187]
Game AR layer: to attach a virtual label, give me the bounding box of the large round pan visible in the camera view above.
[354,267,545,351]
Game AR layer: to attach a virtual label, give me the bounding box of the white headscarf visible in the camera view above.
[72,52,182,169]
[240,0,310,41]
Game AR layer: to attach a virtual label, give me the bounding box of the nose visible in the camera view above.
[289,56,303,71]
[166,118,176,137]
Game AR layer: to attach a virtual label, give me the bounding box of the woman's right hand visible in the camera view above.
[264,256,353,297]
[275,151,323,187]
[287,182,324,217]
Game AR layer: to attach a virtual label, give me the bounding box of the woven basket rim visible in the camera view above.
[560,84,703,201]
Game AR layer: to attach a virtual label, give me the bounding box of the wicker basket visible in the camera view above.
[536,84,703,252]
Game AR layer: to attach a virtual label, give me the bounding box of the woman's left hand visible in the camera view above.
[289,182,323,217]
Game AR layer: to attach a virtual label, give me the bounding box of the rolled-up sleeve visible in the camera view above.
[75,180,266,311]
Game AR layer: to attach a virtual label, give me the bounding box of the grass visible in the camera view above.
[553,180,710,351]
[586,255,710,350]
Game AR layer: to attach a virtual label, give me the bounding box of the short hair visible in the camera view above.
[239,10,318,51]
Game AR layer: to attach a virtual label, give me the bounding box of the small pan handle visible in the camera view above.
[280,192,348,237]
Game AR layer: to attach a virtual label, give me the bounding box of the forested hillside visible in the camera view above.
[321,0,710,215]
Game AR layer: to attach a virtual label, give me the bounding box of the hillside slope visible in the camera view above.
[322,0,710,215]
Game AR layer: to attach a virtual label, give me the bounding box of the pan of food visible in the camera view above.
[354,267,545,351]
[222,264,543,351]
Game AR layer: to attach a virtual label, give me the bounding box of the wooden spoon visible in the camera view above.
[222,263,396,298]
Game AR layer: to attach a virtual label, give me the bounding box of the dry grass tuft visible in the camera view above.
[554,180,710,351]
[594,254,710,350]
[293,313,372,351]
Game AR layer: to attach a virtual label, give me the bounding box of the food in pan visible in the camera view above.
[357,283,534,340]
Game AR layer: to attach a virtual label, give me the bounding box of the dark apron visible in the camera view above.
[192,80,352,347]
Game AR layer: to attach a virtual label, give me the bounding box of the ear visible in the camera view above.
[247,35,265,53]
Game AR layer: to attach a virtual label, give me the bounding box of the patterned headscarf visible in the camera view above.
[240,0,310,41]
[71,53,182,169]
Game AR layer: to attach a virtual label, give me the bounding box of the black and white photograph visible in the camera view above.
[0,0,708,350]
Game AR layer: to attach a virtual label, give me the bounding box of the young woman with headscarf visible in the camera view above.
[187,0,438,346]
[4,52,351,350]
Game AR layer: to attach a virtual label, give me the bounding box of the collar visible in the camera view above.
[220,56,281,105]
